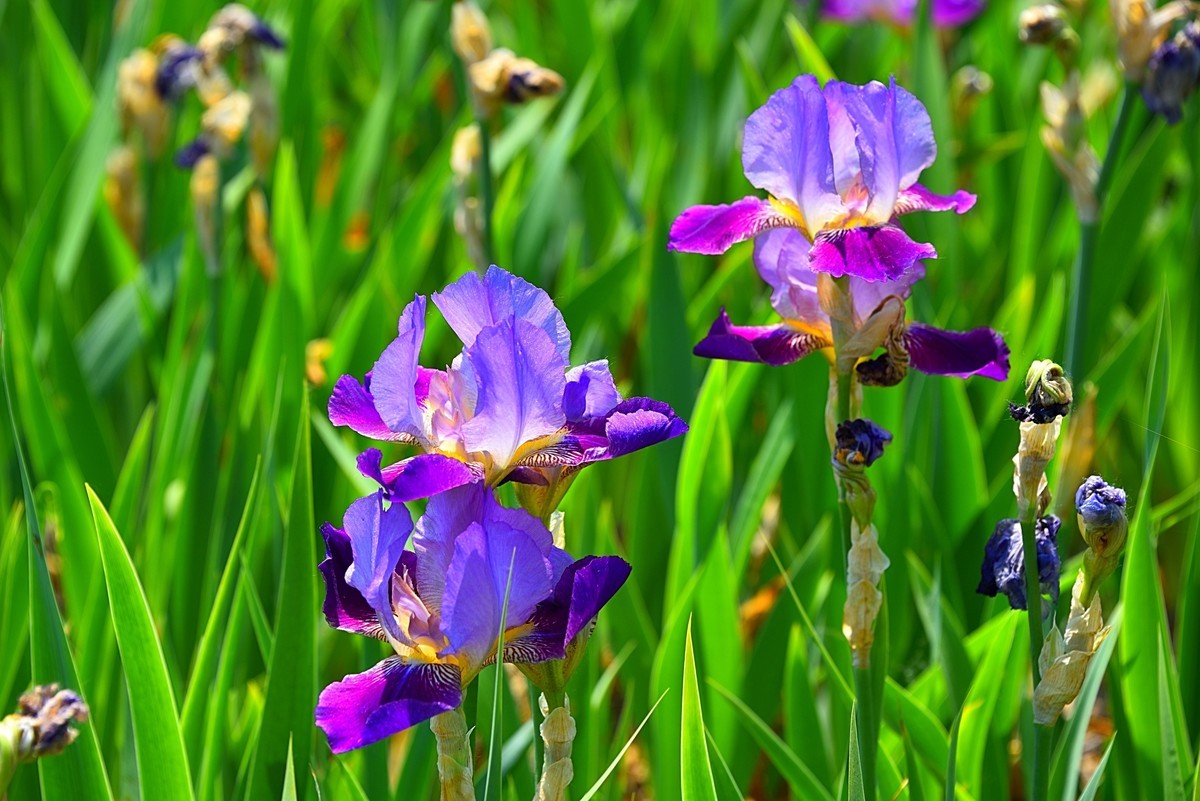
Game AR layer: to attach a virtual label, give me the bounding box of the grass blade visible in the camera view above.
[88,485,195,800]
[681,618,718,801]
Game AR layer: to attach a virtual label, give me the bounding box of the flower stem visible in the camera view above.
[1065,83,1135,377]
[431,706,474,801]
[476,118,496,266]
[534,693,576,801]
[1019,504,1050,801]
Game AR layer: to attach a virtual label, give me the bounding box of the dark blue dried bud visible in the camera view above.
[977,516,1061,611]
[833,419,892,468]
[1076,474,1128,561]
[1143,23,1200,124]
[154,46,203,100]
[174,138,211,169]
[11,684,89,759]
[249,19,286,49]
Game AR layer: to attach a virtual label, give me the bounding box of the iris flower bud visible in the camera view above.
[1143,24,1200,124]
[1019,5,1069,44]
[1014,358,1073,422]
[1076,475,1128,600]
[469,49,565,115]
[1,684,89,792]
[1033,571,1111,724]
[833,419,892,468]
[451,1,493,66]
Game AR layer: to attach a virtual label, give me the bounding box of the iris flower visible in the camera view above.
[822,0,984,27]
[669,75,975,283]
[316,484,630,752]
[690,233,1009,381]
[330,266,687,501]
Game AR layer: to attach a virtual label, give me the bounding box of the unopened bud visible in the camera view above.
[451,2,493,65]
[450,123,482,182]
[1143,23,1200,124]
[843,520,888,669]
[469,49,565,115]
[1034,571,1110,724]
[1011,358,1072,423]
[1019,4,1069,44]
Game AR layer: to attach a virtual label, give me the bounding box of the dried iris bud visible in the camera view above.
[977,516,1062,612]
[833,419,892,468]
[1010,358,1072,422]
[1143,23,1200,124]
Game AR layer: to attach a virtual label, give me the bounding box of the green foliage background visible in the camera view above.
[1,0,1198,798]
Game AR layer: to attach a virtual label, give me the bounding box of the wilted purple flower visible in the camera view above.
[669,75,975,283]
[822,0,984,27]
[834,419,892,467]
[977,516,1061,611]
[315,484,630,753]
[690,231,1009,380]
[330,266,687,502]
[154,44,204,100]
[1143,23,1200,124]
[1075,475,1127,528]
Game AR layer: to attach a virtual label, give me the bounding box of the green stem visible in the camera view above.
[830,286,876,801]
[1065,83,1135,376]
[1019,503,1050,801]
[477,118,495,266]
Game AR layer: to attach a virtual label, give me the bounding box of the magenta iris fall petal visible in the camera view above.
[809,224,937,282]
[666,197,790,255]
[693,308,826,366]
[904,322,1011,380]
[316,658,462,753]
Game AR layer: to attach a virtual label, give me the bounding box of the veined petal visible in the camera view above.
[563,360,622,422]
[316,657,461,753]
[668,197,793,255]
[319,522,385,639]
[506,555,632,664]
[343,492,414,640]
[356,449,479,501]
[826,78,936,220]
[440,520,555,671]
[809,223,935,282]
[432,265,571,361]
[895,183,976,215]
[743,75,843,231]
[328,373,416,442]
[370,296,429,440]
[905,322,1011,380]
[695,308,828,366]
[461,319,568,471]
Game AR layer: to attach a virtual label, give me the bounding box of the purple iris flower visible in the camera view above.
[669,75,975,283]
[330,266,687,499]
[688,231,1009,379]
[822,0,985,28]
[976,515,1061,611]
[316,484,631,753]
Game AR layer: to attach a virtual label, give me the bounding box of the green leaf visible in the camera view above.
[945,706,962,801]
[181,459,263,768]
[3,306,113,801]
[681,618,718,801]
[709,679,835,801]
[88,485,195,800]
[577,691,669,801]
[783,14,835,84]
[1078,739,1115,801]
[246,390,317,800]
[281,738,297,801]
[849,702,866,801]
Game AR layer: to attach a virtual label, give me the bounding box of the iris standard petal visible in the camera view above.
[328,373,414,442]
[563,360,622,422]
[895,183,977,215]
[369,295,428,440]
[667,197,793,255]
[742,75,843,232]
[319,522,385,638]
[694,309,827,366]
[316,657,461,753]
[432,265,571,361]
[930,0,985,26]
[356,449,479,501]
[439,520,555,668]
[809,223,936,281]
[905,322,1011,380]
[461,319,568,471]
[343,492,414,640]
